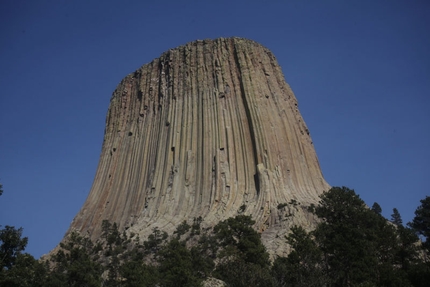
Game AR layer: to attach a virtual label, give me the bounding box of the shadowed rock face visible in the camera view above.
[68,37,329,255]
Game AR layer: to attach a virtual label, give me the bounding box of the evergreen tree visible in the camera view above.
[409,196,430,253]
[0,225,49,287]
[386,208,419,273]
[213,215,269,268]
[215,259,274,287]
[0,253,48,287]
[313,187,387,286]
[143,227,168,257]
[407,196,430,286]
[119,260,158,287]
[174,220,191,239]
[157,238,202,287]
[212,215,272,286]
[371,202,382,215]
[272,226,326,287]
[48,231,102,287]
[391,208,403,226]
[101,221,129,286]
[395,225,419,271]
[189,245,215,280]
[191,216,203,236]
[0,226,28,270]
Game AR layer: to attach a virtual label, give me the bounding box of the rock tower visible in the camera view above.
[67,37,329,255]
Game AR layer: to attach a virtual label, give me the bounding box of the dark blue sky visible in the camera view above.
[1,0,429,258]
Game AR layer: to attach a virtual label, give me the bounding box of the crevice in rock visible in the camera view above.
[232,40,260,195]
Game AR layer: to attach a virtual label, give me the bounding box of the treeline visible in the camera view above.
[1,186,429,286]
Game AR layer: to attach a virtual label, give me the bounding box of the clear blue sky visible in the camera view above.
[1,0,429,259]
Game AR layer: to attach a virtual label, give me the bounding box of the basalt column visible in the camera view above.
[67,37,329,255]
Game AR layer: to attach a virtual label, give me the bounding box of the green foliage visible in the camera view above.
[213,215,269,267]
[213,215,271,286]
[409,196,430,253]
[307,203,316,213]
[0,226,28,270]
[302,187,430,286]
[49,231,102,287]
[191,216,203,236]
[101,220,122,249]
[391,208,403,226]
[100,221,129,286]
[271,257,290,286]
[406,262,430,287]
[215,260,274,287]
[119,260,158,287]
[47,219,211,286]
[0,225,48,287]
[313,187,401,286]
[2,185,430,286]
[0,185,50,286]
[272,226,326,287]
[143,227,168,256]
[396,225,419,271]
[371,202,382,215]
[196,232,218,260]
[190,244,215,279]
[174,220,191,239]
[277,200,299,210]
[289,199,299,206]
[158,238,203,287]
[0,253,48,287]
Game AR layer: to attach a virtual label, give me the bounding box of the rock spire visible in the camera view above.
[67,37,329,255]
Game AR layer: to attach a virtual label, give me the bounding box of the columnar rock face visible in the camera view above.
[68,37,329,255]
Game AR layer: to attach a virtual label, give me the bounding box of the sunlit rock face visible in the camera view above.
[67,37,329,256]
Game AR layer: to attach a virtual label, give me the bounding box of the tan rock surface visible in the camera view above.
[65,37,329,256]
[203,277,227,287]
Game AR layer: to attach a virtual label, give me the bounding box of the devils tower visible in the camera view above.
[66,37,329,255]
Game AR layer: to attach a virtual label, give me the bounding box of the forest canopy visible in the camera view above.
[1,187,429,286]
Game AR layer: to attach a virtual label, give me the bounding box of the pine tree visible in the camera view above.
[272,225,326,286]
[391,208,403,226]
[48,232,102,287]
[213,215,272,286]
[409,196,430,253]
[157,238,202,287]
[0,226,28,270]
[313,187,389,286]
[371,202,382,215]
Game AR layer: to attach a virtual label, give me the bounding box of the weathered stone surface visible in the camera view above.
[203,277,227,287]
[66,37,329,256]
